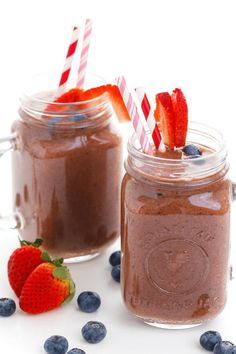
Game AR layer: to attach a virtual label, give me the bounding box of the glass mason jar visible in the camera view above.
[0,74,123,262]
[121,122,235,328]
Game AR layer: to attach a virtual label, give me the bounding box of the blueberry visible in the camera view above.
[111,265,120,283]
[77,291,101,313]
[0,298,16,317]
[44,335,69,354]
[109,250,121,266]
[182,144,202,156]
[67,349,86,354]
[81,321,107,344]
[213,341,234,354]
[200,331,222,351]
[226,346,236,354]
[68,115,86,122]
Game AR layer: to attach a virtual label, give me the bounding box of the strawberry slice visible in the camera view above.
[46,85,130,123]
[82,85,130,123]
[54,88,84,103]
[81,85,109,101]
[45,88,84,113]
[171,88,188,147]
[107,85,131,123]
[154,92,175,150]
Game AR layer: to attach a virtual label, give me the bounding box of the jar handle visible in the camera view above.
[0,133,24,230]
[0,134,16,157]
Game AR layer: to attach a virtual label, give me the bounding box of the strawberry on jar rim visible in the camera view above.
[154,88,188,150]
[171,88,188,148]
[54,88,84,103]
[81,85,130,123]
[46,85,131,123]
[154,92,176,150]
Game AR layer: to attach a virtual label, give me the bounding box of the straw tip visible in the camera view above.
[115,75,125,84]
[85,18,93,25]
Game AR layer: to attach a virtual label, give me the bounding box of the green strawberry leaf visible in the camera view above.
[53,258,64,267]
[53,266,70,280]
[62,280,76,305]
[41,251,52,262]
[69,279,75,295]
[33,239,43,247]
[19,238,43,248]
[62,292,75,305]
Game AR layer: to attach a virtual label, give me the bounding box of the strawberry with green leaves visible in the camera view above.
[8,239,46,297]
[19,256,75,314]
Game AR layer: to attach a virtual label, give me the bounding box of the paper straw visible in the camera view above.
[116,76,154,155]
[135,87,166,152]
[55,26,80,97]
[76,19,93,88]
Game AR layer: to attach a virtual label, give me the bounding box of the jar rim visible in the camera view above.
[18,72,113,128]
[126,121,228,183]
[128,121,226,164]
[20,89,110,113]
[20,87,109,107]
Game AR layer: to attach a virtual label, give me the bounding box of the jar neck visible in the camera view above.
[126,122,228,187]
[19,90,113,130]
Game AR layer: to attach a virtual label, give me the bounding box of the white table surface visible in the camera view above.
[0,231,236,354]
[1,127,236,354]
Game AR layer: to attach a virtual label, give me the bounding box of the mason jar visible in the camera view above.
[0,73,123,262]
[121,122,234,328]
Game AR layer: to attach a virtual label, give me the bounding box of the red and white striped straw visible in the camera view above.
[116,76,154,155]
[76,19,93,88]
[55,26,80,97]
[135,87,166,152]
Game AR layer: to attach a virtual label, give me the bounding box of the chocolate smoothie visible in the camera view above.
[12,95,122,259]
[121,135,231,326]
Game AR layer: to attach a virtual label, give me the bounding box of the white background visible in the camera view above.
[1,0,236,353]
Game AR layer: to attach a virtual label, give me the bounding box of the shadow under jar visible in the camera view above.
[121,122,235,328]
[11,88,123,262]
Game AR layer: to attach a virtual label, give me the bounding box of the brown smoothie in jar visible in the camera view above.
[12,104,122,258]
[121,146,231,325]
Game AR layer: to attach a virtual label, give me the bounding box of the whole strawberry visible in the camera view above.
[19,259,75,314]
[8,239,46,297]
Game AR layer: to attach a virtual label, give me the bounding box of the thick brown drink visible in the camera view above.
[121,123,232,327]
[12,91,122,260]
